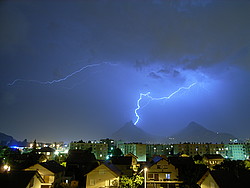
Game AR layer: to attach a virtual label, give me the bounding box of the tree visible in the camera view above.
[213,159,249,173]
[180,164,207,188]
[59,182,70,188]
[32,139,37,151]
[112,148,123,157]
[119,175,144,188]
[193,154,202,162]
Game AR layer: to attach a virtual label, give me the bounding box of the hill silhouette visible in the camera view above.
[0,132,28,146]
[167,121,236,143]
[111,121,164,143]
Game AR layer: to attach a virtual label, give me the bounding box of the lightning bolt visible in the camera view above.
[8,62,116,86]
[134,83,197,125]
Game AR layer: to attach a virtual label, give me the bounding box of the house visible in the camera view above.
[65,149,99,187]
[6,153,47,170]
[0,170,44,188]
[35,147,55,160]
[202,154,224,167]
[118,143,146,162]
[167,156,195,168]
[197,170,238,188]
[125,153,140,172]
[70,140,108,160]
[197,169,250,188]
[168,156,195,177]
[85,161,121,188]
[110,154,138,176]
[144,156,183,188]
[25,160,65,188]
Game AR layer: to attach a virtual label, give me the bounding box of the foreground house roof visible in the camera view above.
[203,154,224,159]
[86,161,122,177]
[0,171,44,188]
[39,160,65,173]
[103,162,122,177]
[111,156,133,165]
[198,170,250,188]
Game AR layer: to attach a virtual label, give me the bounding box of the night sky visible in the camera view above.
[1,0,250,142]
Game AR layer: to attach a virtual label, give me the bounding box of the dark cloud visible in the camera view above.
[0,0,250,141]
[134,60,150,71]
[158,69,170,75]
[148,72,162,79]
[157,69,180,78]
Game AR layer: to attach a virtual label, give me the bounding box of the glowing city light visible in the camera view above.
[134,83,197,125]
[3,165,10,172]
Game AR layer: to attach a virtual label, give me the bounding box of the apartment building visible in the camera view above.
[118,143,146,162]
[70,141,108,160]
[173,143,225,157]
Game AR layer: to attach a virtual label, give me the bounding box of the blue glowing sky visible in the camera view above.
[0,0,250,142]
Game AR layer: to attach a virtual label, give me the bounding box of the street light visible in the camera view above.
[144,167,147,188]
[3,164,10,172]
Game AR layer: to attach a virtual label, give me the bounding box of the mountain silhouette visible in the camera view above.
[0,132,13,145]
[111,121,164,143]
[168,121,236,143]
[0,132,28,146]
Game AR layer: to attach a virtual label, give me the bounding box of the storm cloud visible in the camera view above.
[0,0,250,142]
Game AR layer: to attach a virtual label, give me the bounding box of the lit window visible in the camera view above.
[105,180,110,186]
[166,173,170,179]
[90,179,95,185]
[166,173,171,179]
[148,174,153,179]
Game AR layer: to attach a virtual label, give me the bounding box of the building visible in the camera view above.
[6,153,47,170]
[25,160,65,188]
[225,143,247,160]
[70,141,108,160]
[146,144,173,159]
[0,171,44,188]
[110,154,139,176]
[173,143,225,157]
[245,143,250,159]
[197,170,248,188]
[202,154,224,168]
[118,143,146,162]
[144,156,182,188]
[85,162,121,188]
[125,153,140,172]
[65,149,99,186]
[100,138,115,159]
[35,147,55,160]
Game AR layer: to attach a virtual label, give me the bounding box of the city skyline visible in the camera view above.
[0,0,250,142]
